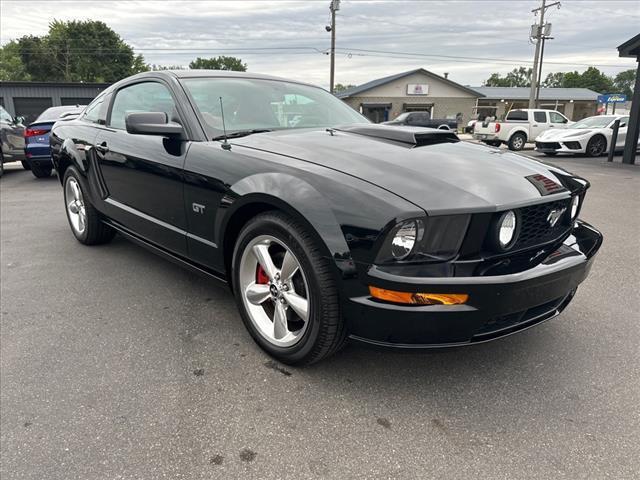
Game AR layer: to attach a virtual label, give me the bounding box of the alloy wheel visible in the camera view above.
[65,177,87,234]
[588,137,605,156]
[238,235,310,347]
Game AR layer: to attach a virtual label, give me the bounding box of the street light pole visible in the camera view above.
[329,0,340,93]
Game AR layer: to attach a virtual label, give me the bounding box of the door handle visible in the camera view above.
[95,142,109,153]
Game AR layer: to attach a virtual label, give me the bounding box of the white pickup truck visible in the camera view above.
[473,109,572,151]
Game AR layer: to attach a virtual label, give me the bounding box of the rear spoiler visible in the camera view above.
[335,124,459,147]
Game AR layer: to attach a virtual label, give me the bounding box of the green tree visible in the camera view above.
[484,67,532,87]
[562,67,613,93]
[189,56,247,71]
[0,41,31,80]
[333,83,355,93]
[542,72,565,88]
[4,20,148,82]
[613,69,636,97]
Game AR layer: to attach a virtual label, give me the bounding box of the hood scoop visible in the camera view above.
[335,124,459,147]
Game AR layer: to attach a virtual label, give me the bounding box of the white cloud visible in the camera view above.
[1,0,637,88]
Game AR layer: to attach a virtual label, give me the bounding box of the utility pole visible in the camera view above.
[328,0,340,93]
[535,33,554,105]
[529,0,560,108]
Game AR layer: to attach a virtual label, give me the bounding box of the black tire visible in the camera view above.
[482,140,501,147]
[586,135,606,157]
[231,211,346,365]
[63,166,115,245]
[31,164,52,178]
[0,158,4,177]
[21,160,31,170]
[508,132,527,151]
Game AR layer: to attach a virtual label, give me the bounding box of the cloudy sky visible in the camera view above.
[1,0,638,88]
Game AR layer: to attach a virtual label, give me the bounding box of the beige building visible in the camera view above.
[336,68,482,124]
[470,86,600,121]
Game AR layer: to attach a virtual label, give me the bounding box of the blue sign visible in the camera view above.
[598,93,627,104]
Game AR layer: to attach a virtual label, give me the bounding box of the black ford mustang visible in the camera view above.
[50,70,602,365]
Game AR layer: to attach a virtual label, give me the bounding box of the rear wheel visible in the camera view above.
[508,133,527,151]
[21,160,31,170]
[63,167,115,245]
[232,211,345,365]
[586,135,606,157]
[31,164,52,178]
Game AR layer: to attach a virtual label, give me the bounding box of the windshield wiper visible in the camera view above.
[212,129,273,141]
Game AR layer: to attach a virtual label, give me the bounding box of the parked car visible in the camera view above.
[25,105,85,178]
[474,109,571,151]
[50,70,602,365]
[0,106,27,177]
[535,114,637,157]
[382,111,458,130]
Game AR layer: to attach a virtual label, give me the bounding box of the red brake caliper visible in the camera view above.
[256,265,270,285]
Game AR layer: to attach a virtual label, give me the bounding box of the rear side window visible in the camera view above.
[109,82,177,130]
[533,111,547,123]
[506,110,528,121]
[84,93,110,125]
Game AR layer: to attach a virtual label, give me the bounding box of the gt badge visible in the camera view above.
[192,203,206,214]
[546,208,566,227]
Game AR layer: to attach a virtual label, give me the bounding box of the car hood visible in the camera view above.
[537,128,597,140]
[232,127,575,215]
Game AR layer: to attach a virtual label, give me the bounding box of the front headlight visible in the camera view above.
[376,215,470,263]
[498,210,517,249]
[565,130,590,138]
[391,220,421,260]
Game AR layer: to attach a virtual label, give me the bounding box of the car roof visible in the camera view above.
[122,69,320,90]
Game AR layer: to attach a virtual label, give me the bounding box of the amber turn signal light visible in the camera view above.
[369,286,468,305]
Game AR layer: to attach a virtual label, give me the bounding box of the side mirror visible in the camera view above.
[125,112,183,137]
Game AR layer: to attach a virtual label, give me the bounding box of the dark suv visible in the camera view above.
[0,106,27,176]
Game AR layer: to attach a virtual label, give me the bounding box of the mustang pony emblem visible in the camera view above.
[547,208,566,227]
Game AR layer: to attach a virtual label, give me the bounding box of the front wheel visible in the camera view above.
[586,135,606,157]
[508,133,527,151]
[232,211,346,365]
[63,167,115,245]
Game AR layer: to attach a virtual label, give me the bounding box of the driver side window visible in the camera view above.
[109,82,178,130]
[550,112,567,124]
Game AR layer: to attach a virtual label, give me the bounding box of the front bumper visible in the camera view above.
[535,140,586,154]
[345,220,602,348]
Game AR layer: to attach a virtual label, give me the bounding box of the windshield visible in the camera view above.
[394,113,410,122]
[182,77,368,137]
[569,116,615,129]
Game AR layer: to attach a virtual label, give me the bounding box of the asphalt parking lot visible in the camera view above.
[1,153,639,479]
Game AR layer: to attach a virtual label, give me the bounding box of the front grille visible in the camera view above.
[472,294,568,341]
[513,199,572,250]
[536,141,561,150]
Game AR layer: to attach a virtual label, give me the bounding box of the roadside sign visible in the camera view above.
[597,94,627,104]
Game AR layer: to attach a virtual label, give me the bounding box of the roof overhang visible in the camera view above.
[618,33,640,58]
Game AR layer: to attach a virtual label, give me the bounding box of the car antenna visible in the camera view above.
[219,96,231,151]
